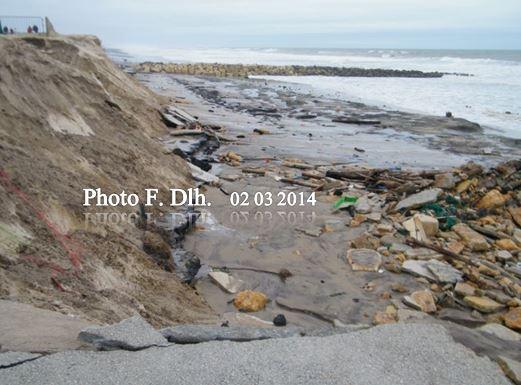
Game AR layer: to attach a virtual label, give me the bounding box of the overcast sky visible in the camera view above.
[3,0,521,49]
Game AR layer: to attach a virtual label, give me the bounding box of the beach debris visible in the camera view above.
[188,163,220,184]
[503,308,521,331]
[332,117,381,125]
[208,271,244,294]
[373,308,397,325]
[438,308,486,327]
[403,290,437,313]
[497,356,521,385]
[160,324,300,344]
[452,223,490,251]
[434,172,459,189]
[347,249,382,272]
[454,282,477,297]
[253,128,270,135]
[78,315,168,351]
[463,296,504,313]
[242,167,266,175]
[323,219,346,233]
[425,259,463,284]
[332,195,358,211]
[395,188,443,211]
[478,323,521,342]
[220,151,243,165]
[234,291,269,312]
[162,105,197,128]
[476,189,508,209]
[273,314,287,326]
[401,260,436,282]
[282,160,315,170]
[168,129,205,136]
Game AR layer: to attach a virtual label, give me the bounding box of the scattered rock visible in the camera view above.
[414,214,439,237]
[463,296,504,314]
[476,189,507,209]
[391,283,408,293]
[508,207,521,228]
[438,308,486,327]
[497,356,521,385]
[296,225,322,237]
[478,323,521,342]
[401,260,436,282]
[273,314,287,327]
[425,259,463,284]
[453,223,490,251]
[373,311,396,325]
[503,307,521,331]
[347,248,383,272]
[434,173,459,189]
[495,239,519,251]
[234,291,269,312]
[354,196,372,214]
[253,128,270,135]
[454,282,476,297]
[160,324,301,344]
[0,352,41,368]
[403,290,437,313]
[208,271,244,294]
[447,240,465,255]
[397,309,428,322]
[78,315,168,351]
[495,250,513,263]
[323,219,345,232]
[350,233,381,249]
[395,188,442,211]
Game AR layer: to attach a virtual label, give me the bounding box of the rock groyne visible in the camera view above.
[136,62,444,78]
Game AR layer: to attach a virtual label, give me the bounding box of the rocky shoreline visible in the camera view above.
[136,62,446,78]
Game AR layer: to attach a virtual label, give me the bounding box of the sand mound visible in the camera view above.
[0,34,214,327]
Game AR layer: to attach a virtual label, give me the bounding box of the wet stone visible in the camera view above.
[438,308,486,327]
[454,282,476,297]
[453,223,490,251]
[403,290,437,313]
[463,296,504,314]
[347,248,383,272]
[497,356,521,385]
[395,188,442,211]
[478,323,521,342]
[425,259,463,284]
[208,271,244,294]
[401,260,436,282]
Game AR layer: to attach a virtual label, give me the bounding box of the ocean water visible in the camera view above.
[119,46,521,138]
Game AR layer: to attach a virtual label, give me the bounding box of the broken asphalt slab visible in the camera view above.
[78,315,168,351]
[0,352,41,369]
[0,323,511,385]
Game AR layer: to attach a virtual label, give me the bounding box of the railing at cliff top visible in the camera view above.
[0,16,45,34]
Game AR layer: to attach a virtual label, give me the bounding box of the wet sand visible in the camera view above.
[139,72,519,333]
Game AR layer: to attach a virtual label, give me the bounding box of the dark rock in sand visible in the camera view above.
[273,314,287,326]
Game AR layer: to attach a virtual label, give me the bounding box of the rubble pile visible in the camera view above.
[216,154,521,332]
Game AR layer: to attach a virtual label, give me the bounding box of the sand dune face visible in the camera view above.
[0,35,214,327]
